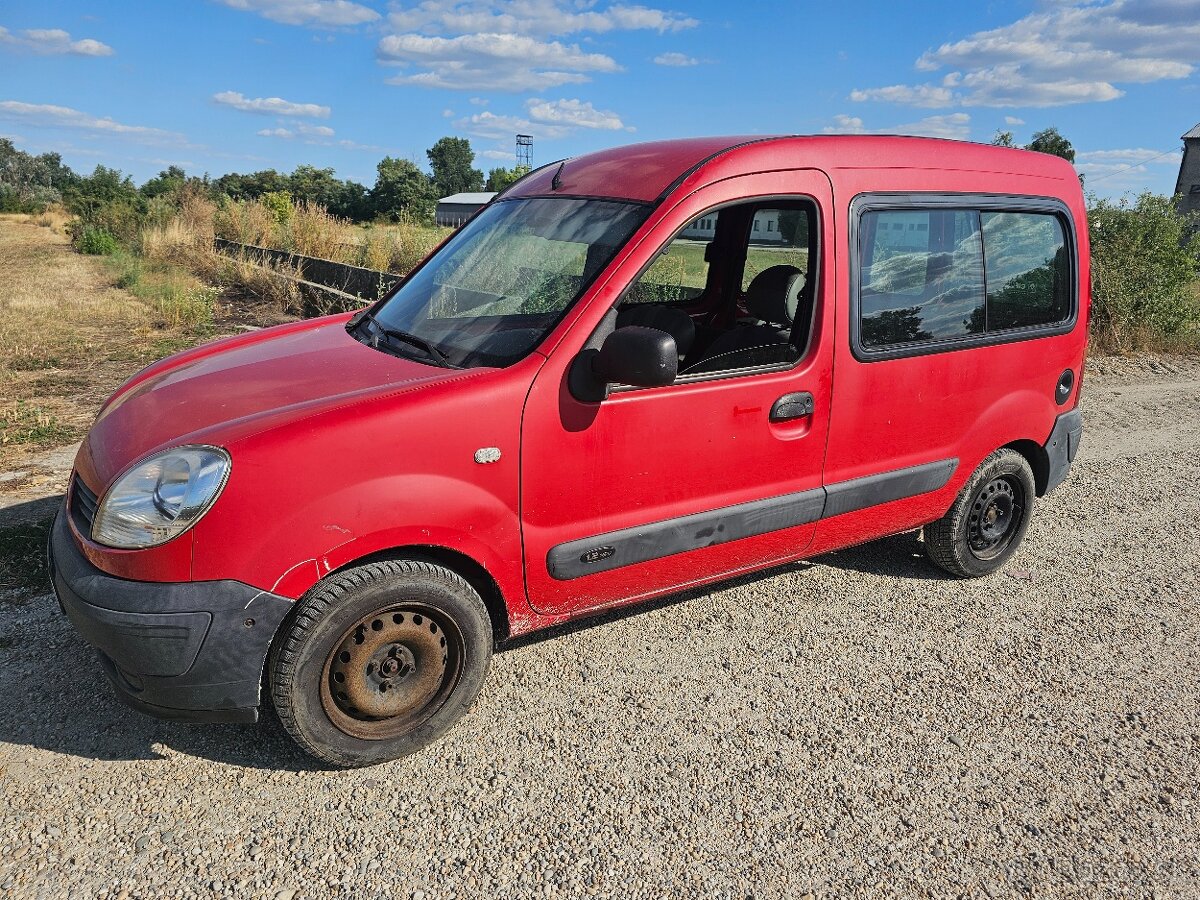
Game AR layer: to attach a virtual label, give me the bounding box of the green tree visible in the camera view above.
[990,130,1016,148]
[484,164,530,193]
[1024,127,1075,163]
[427,136,483,198]
[1088,192,1200,348]
[0,139,78,210]
[140,165,187,200]
[369,156,437,222]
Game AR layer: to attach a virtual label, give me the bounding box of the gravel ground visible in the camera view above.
[1,354,1198,900]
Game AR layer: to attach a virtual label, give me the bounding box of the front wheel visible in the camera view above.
[269,559,493,767]
[925,448,1036,578]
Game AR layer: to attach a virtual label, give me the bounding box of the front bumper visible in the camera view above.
[48,510,293,723]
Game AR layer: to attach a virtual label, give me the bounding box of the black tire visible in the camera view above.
[925,448,1036,578]
[268,559,492,767]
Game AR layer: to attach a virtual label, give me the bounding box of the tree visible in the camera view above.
[990,130,1016,148]
[370,156,437,222]
[1088,192,1200,347]
[1024,127,1074,163]
[484,165,530,193]
[140,165,187,200]
[0,139,76,211]
[427,136,483,198]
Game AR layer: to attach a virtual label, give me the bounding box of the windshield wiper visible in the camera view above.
[378,326,454,368]
[351,309,455,367]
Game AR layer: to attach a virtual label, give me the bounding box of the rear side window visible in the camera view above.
[981,212,1069,329]
[857,202,1073,353]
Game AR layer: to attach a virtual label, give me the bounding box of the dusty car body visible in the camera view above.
[51,135,1088,765]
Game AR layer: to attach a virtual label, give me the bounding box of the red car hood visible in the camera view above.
[76,316,460,488]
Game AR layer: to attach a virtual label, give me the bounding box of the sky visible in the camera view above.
[1,0,1198,200]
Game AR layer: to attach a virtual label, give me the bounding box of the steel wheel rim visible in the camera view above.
[320,604,463,741]
[967,475,1024,561]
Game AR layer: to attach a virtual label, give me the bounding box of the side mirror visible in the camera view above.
[569,325,678,402]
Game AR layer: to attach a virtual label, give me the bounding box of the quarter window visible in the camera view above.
[858,205,1071,351]
[981,212,1069,329]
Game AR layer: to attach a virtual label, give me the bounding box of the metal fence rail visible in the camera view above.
[213,238,401,303]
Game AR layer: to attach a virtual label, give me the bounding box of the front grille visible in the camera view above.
[70,474,99,535]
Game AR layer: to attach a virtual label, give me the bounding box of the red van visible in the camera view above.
[51,136,1088,766]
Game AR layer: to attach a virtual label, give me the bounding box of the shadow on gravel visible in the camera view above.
[815,528,951,581]
[0,619,322,770]
[503,530,949,651]
[0,497,944,769]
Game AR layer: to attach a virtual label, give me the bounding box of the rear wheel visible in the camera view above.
[269,559,492,767]
[925,449,1036,578]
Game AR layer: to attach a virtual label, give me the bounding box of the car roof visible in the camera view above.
[503,134,1078,204]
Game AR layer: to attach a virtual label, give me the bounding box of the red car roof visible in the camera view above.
[504,135,1077,204]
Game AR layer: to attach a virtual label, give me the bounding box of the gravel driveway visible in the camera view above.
[2,355,1198,900]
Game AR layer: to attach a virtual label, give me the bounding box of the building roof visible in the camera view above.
[1183,123,1200,140]
[437,192,497,205]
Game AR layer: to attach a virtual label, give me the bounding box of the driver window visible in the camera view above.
[616,199,816,382]
[624,224,711,306]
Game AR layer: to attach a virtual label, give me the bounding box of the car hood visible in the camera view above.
[76,315,464,488]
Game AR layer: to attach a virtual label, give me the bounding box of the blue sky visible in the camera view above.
[1,0,1197,199]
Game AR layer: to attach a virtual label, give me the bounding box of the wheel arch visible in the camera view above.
[323,545,512,645]
[1003,438,1050,496]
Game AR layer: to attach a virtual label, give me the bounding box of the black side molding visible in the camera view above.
[547,487,826,580]
[1043,408,1083,494]
[547,457,959,580]
[823,458,958,519]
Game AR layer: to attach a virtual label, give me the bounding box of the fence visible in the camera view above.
[213,238,402,308]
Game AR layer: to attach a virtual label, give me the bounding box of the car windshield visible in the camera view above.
[357,197,649,368]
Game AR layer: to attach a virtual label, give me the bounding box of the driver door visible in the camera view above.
[519,169,836,616]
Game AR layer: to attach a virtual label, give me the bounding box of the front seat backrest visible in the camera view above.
[744,265,805,326]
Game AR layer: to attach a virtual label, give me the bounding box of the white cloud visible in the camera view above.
[455,109,570,140]
[455,97,631,140]
[0,26,114,56]
[1074,147,1183,190]
[387,0,696,37]
[479,148,516,160]
[851,0,1200,109]
[526,97,629,130]
[1004,115,1025,125]
[257,127,296,137]
[850,83,954,108]
[653,51,698,67]
[215,0,380,26]
[822,114,865,134]
[823,112,972,140]
[378,31,619,91]
[0,100,185,143]
[1076,147,1181,164]
[213,90,331,118]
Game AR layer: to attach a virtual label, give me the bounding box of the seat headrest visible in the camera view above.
[745,265,805,326]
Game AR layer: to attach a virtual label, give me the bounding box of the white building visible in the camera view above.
[681,209,783,242]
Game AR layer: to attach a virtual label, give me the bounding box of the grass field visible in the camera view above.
[0,214,282,468]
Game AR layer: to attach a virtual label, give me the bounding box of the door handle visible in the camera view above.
[770,392,814,422]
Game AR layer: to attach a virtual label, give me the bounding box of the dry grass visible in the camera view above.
[23,204,72,235]
[0,214,234,467]
[209,197,448,273]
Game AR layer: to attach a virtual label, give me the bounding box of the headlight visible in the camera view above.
[92,446,231,549]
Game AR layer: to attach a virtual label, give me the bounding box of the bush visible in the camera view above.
[75,227,120,255]
[1088,192,1200,350]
